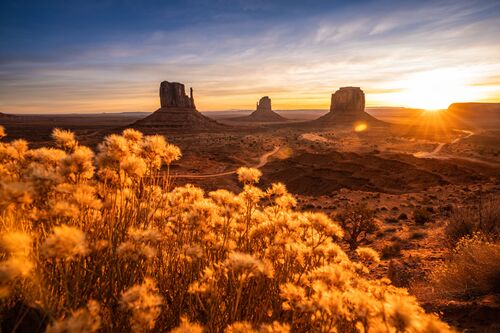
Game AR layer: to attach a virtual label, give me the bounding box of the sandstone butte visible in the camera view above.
[134,81,223,130]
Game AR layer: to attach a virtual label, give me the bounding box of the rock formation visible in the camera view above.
[134,81,223,130]
[310,87,384,127]
[232,96,287,122]
[329,87,365,114]
[159,81,195,109]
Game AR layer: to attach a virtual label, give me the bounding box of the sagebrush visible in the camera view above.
[0,126,453,332]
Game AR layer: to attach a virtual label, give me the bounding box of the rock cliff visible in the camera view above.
[311,87,384,128]
[134,81,223,130]
[233,96,287,122]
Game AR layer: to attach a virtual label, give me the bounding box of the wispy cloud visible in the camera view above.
[0,0,499,113]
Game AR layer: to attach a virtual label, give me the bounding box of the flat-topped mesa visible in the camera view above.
[256,96,272,113]
[159,81,195,109]
[231,95,287,122]
[309,86,385,128]
[134,81,224,130]
[330,87,365,114]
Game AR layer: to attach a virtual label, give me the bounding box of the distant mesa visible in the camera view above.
[0,112,17,119]
[310,87,385,128]
[444,102,500,128]
[134,81,223,130]
[231,96,288,122]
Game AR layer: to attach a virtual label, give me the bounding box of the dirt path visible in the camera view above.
[413,129,474,158]
[173,146,281,179]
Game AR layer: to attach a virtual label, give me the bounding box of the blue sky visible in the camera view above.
[1,0,500,113]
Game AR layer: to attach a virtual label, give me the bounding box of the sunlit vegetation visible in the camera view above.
[431,234,500,299]
[0,126,454,332]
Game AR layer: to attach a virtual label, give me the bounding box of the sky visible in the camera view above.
[1,0,500,114]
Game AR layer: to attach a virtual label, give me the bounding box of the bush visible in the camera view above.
[413,209,431,225]
[431,235,500,299]
[382,242,402,259]
[0,127,454,332]
[445,196,499,244]
[336,203,378,250]
[384,217,398,224]
[398,213,408,220]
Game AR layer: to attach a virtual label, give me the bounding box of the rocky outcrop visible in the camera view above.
[134,81,223,130]
[232,96,287,122]
[329,87,365,114]
[310,87,384,128]
[159,81,195,109]
[256,96,272,113]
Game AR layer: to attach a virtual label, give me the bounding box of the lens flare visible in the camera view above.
[354,122,367,132]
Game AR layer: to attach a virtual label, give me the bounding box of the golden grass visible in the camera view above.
[0,126,453,332]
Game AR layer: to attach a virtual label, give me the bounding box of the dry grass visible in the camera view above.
[0,126,454,332]
[445,196,500,245]
[431,234,500,299]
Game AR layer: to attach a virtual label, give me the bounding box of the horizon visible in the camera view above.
[1,0,500,114]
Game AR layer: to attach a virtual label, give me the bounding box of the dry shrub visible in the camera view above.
[413,208,431,225]
[0,126,454,332]
[381,242,402,259]
[431,234,500,299]
[336,203,378,250]
[445,196,499,245]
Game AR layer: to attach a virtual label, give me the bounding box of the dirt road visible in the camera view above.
[173,146,280,179]
[413,129,474,158]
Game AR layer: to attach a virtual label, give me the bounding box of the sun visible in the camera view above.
[394,69,480,110]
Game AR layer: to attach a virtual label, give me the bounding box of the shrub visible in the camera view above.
[382,242,402,259]
[336,203,378,250]
[0,127,454,332]
[410,231,427,240]
[384,217,398,224]
[413,208,431,225]
[431,235,500,299]
[398,213,408,220]
[445,196,499,244]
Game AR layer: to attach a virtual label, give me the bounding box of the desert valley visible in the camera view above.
[1,1,500,332]
[1,81,499,331]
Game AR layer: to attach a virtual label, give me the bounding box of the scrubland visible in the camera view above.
[0,125,484,332]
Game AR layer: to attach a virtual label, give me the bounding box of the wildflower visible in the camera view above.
[52,128,77,151]
[10,139,29,159]
[97,134,130,168]
[120,278,163,333]
[237,167,262,184]
[239,185,264,204]
[274,193,296,209]
[225,252,273,279]
[141,135,167,169]
[128,227,162,243]
[259,322,291,333]
[266,183,288,196]
[61,146,94,182]
[0,256,34,280]
[0,125,5,139]
[42,225,89,260]
[50,200,80,219]
[305,212,344,238]
[0,182,33,208]
[121,155,147,178]
[225,321,256,333]
[356,247,380,264]
[72,184,102,210]
[1,231,32,257]
[46,300,101,333]
[170,317,204,333]
[28,147,67,167]
[164,143,182,165]
[117,241,157,261]
[122,128,143,142]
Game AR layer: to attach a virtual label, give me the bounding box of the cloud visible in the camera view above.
[0,0,499,113]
